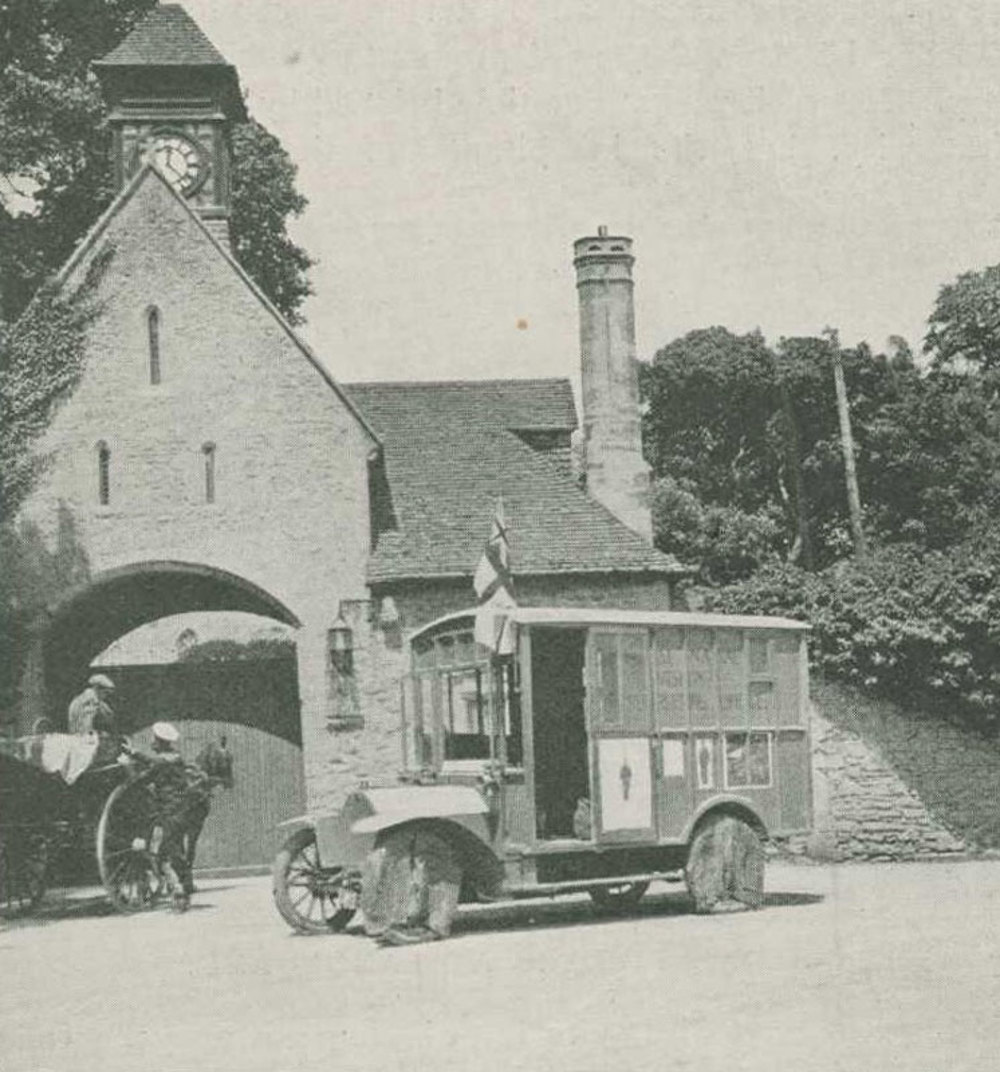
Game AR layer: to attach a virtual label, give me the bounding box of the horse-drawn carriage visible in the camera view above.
[0,729,232,917]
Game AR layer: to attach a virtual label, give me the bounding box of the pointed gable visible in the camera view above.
[58,163,379,448]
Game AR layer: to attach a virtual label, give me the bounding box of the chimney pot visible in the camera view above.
[597,225,608,237]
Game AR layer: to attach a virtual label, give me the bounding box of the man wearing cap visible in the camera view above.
[126,722,197,909]
[67,674,117,735]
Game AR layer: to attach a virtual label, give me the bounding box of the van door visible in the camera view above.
[586,628,656,843]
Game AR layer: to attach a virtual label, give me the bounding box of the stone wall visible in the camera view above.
[798,680,1000,860]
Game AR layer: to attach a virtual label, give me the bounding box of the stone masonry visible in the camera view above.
[19,167,378,809]
[802,682,970,860]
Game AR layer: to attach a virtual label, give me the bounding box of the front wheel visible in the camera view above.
[272,827,359,934]
[589,881,650,913]
[361,826,462,941]
[685,813,765,914]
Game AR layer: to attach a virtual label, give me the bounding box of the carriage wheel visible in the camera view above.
[589,880,650,913]
[96,782,164,913]
[272,827,360,934]
[685,813,765,914]
[0,830,49,917]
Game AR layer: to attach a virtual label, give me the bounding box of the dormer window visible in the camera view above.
[97,441,110,505]
[202,442,216,503]
[147,306,161,385]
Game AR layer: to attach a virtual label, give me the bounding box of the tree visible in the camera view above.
[863,369,1000,548]
[229,121,313,324]
[640,327,779,514]
[641,327,916,571]
[925,263,1000,375]
[0,0,313,325]
[0,246,111,523]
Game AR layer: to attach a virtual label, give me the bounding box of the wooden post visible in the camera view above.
[825,328,868,563]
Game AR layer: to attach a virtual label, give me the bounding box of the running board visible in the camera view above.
[501,870,684,898]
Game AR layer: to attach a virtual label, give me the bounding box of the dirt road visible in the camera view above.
[2,860,998,1072]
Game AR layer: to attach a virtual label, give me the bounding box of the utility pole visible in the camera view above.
[824,327,868,563]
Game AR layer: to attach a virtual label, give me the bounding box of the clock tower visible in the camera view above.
[93,4,246,247]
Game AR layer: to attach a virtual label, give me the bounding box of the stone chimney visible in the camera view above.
[573,227,652,542]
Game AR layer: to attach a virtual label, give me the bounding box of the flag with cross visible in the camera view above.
[473,498,516,654]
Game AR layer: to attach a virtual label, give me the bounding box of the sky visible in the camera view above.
[179,0,1000,388]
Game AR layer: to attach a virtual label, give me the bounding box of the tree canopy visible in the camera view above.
[640,326,917,578]
[0,0,313,325]
[925,263,1000,375]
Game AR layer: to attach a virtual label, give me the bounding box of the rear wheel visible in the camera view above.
[272,827,359,935]
[685,813,765,914]
[589,881,650,912]
[96,782,164,913]
[0,830,49,917]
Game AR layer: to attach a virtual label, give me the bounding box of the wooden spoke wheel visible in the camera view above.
[0,829,49,917]
[589,880,650,912]
[96,782,164,913]
[685,813,765,914]
[272,827,360,935]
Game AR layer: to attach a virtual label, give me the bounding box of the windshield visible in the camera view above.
[402,620,521,771]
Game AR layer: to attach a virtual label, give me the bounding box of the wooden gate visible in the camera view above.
[101,659,305,870]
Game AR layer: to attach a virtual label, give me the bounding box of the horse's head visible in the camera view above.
[197,735,234,789]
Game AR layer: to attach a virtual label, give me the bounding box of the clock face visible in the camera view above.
[148,132,207,196]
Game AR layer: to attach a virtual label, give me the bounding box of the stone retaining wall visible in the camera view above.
[798,680,1000,860]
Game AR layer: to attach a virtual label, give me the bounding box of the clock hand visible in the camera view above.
[160,152,183,181]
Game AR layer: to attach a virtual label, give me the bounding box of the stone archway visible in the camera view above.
[35,559,301,722]
[20,560,306,870]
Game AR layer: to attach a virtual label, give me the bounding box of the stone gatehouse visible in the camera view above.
[14,6,683,864]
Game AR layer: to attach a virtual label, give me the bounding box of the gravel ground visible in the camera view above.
[2,860,999,1072]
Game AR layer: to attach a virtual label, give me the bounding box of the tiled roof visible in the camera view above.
[96,4,230,66]
[344,379,685,583]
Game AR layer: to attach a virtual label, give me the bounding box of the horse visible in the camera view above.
[177,735,235,895]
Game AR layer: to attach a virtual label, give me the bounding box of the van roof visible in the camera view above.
[509,607,811,632]
[409,606,810,643]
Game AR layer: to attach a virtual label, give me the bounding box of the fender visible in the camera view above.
[313,784,492,869]
[680,794,768,844]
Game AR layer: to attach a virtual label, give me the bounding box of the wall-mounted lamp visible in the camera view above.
[378,595,400,629]
[327,613,354,676]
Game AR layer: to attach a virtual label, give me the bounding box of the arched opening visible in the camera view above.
[36,561,304,870]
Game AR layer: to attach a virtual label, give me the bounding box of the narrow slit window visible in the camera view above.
[147,306,161,385]
[97,441,110,505]
[202,442,216,503]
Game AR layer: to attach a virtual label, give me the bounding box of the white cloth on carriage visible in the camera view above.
[23,732,100,784]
